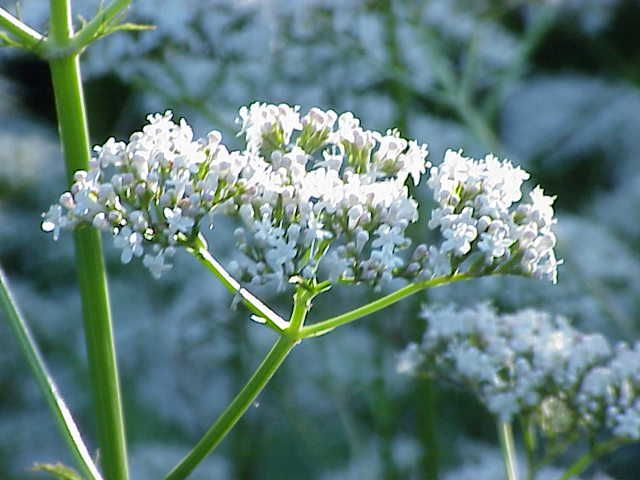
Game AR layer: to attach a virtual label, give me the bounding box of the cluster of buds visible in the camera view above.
[399,303,640,441]
[425,149,561,283]
[42,112,249,277]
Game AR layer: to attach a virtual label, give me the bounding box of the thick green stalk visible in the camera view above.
[498,421,519,480]
[48,2,128,479]
[299,273,472,338]
[165,291,310,480]
[0,267,103,480]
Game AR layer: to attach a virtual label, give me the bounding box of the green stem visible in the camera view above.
[0,267,103,480]
[48,2,128,479]
[557,439,623,480]
[417,379,439,479]
[498,421,519,480]
[299,273,472,338]
[55,0,132,58]
[537,432,580,470]
[189,235,289,331]
[522,416,537,480]
[0,7,44,46]
[165,290,310,480]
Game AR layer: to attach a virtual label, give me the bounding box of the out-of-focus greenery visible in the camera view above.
[1,1,639,478]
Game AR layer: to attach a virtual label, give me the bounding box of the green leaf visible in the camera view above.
[32,462,84,480]
[107,22,155,33]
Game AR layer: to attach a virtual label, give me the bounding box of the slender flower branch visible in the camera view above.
[189,234,289,332]
[0,267,103,480]
[0,7,44,47]
[164,289,311,480]
[62,0,132,56]
[299,273,473,338]
[499,421,519,480]
[557,439,625,480]
[48,1,129,479]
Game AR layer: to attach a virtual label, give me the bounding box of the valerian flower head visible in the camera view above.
[43,105,559,289]
[399,303,640,441]
[229,102,430,290]
[42,111,249,277]
[424,149,561,283]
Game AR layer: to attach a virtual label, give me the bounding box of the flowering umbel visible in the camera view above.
[230,103,429,289]
[42,112,248,277]
[424,149,561,283]
[42,103,560,287]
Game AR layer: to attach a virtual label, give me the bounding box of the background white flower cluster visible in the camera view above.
[400,303,640,442]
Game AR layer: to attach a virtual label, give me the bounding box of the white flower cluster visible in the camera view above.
[229,103,429,289]
[425,149,561,283]
[399,303,640,441]
[42,105,429,286]
[42,105,560,289]
[578,342,640,439]
[42,112,247,278]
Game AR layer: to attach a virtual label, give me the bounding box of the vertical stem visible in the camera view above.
[48,2,129,479]
[0,267,103,480]
[522,416,537,480]
[498,421,519,480]
[417,380,439,479]
[382,0,409,134]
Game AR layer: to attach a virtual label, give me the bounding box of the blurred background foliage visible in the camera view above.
[0,0,639,478]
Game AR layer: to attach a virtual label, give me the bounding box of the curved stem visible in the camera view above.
[189,236,288,331]
[164,337,294,480]
[0,7,44,47]
[49,2,129,479]
[498,421,519,480]
[164,290,310,480]
[0,267,103,480]
[299,273,472,338]
[557,439,624,480]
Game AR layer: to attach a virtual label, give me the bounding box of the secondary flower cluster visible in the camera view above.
[425,149,561,283]
[398,304,640,441]
[41,104,560,288]
[42,112,247,278]
[230,103,429,289]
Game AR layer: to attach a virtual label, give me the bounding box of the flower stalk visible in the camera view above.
[299,273,473,338]
[189,235,289,332]
[499,421,519,480]
[165,289,312,480]
[48,1,128,479]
